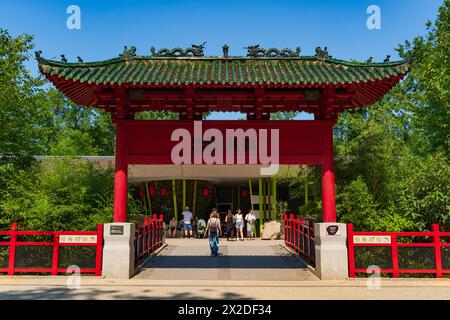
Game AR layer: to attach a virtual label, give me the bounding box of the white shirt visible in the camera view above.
[245,213,256,223]
[182,211,193,224]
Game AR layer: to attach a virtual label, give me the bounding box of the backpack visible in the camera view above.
[209,219,218,234]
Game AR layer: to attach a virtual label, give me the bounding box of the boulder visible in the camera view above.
[261,221,282,240]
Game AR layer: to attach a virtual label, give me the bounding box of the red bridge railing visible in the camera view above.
[284,214,315,266]
[134,214,164,265]
[0,223,103,276]
[348,224,450,278]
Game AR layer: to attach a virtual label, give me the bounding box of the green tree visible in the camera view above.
[0,29,51,159]
[395,0,450,157]
[397,153,449,228]
[0,159,114,230]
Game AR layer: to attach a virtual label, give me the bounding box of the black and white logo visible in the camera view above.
[326,225,340,236]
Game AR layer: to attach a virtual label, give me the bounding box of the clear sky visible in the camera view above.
[0,0,443,119]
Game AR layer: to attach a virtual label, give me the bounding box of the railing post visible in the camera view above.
[159,214,164,246]
[102,223,135,279]
[293,220,297,251]
[347,224,355,278]
[95,224,104,276]
[151,222,155,252]
[289,214,294,247]
[305,223,310,260]
[300,222,304,255]
[314,222,348,280]
[7,222,18,276]
[159,219,163,246]
[51,232,60,276]
[432,224,442,278]
[391,235,400,278]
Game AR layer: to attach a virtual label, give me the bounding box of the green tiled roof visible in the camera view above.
[38,56,410,87]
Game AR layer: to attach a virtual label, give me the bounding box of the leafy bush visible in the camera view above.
[0,158,117,231]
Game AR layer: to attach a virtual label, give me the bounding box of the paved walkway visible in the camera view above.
[134,238,318,281]
[1,277,450,300]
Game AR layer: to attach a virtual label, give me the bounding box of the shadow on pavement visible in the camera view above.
[140,255,308,269]
[0,286,251,300]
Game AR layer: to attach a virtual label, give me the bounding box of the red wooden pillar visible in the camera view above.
[391,235,400,278]
[7,222,18,276]
[347,224,355,277]
[432,224,443,278]
[113,123,128,222]
[51,232,60,276]
[95,224,104,276]
[321,123,336,222]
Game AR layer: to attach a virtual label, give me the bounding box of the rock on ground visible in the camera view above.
[262,221,282,240]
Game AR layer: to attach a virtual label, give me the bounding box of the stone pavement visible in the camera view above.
[0,238,449,300]
[134,238,318,281]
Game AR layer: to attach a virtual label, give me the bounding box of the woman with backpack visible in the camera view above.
[204,211,222,256]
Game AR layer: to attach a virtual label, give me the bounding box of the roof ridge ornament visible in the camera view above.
[35,50,43,59]
[119,46,137,59]
[222,44,229,58]
[150,42,206,57]
[245,45,301,57]
[384,55,391,62]
[315,47,331,60]
[61,54,67,63]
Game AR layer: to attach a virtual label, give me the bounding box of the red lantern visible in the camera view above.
[202,187,209,197]
[241,189,248,198]
[138,188,145,198]
[161,187,168,197]
[149,185,156,196]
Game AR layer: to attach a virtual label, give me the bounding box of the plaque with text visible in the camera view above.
[59,235,97,244]
[110,225,124,235]
[353,235,391,244]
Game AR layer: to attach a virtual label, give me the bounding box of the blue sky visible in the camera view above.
[0,0,443,119]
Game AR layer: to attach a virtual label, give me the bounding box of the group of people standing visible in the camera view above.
[224,208,256,241]
[168,207,207,239]
[168,207,256,256]
[205,208,256,256]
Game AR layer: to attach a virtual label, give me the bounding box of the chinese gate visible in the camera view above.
[36,43,410,226]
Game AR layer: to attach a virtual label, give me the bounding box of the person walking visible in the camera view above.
[245,209,256,240]
[225,209,235,241]
[204,211,222,256]
[181,206,193,238]
[168,216,177,238]
[235,208,244,241]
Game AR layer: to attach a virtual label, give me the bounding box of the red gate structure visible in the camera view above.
[284,214,315,266]
[134,214,164,265]
[36,44,410,227]
[0,223,103,276]
[348,224,450,278]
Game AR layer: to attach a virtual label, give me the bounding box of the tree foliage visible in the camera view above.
[0,159,114,230]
